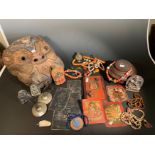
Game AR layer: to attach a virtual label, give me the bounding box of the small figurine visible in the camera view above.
[126,75,144,92]
[106,59,136,83]
[74,52,83,63]
[2,35,66,88]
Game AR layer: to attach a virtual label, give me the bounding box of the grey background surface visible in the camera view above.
[1,19,155,78]
[0,19,155,134]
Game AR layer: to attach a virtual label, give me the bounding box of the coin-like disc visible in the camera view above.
[32,103,47,117]
[38,92,52,105]
[70,117,84,131]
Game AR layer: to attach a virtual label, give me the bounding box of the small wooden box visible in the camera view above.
[83,75,107,100]
[82,98,106,124]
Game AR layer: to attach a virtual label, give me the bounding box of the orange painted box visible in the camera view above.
[83,75,107,100]
[104,102,126,127]
[82,98,106,124]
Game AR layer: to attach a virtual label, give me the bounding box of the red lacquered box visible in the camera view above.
[82,98,106,124]
[83,75,107,100]
[104,102,126,128]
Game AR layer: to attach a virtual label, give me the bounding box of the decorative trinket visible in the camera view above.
[2,35,65,87]
[104,102,126,127]
[106,59,136,83]
[38,92,52,105]
[106,85,128,102]
[66,114,88,131]
[72,55,95,67]
[127,93,144,109]
[64,69,82,79]
[32,102,47,117]
[72,53,106,76]
[120,109,152,129]
[74,52,83,63]
[82,99,106,124]
[83,76,107,100]
[37,120,51,127]
[30,84,41,97]
[69,117,84,131]
[17,89,33,104]
[126,75,144,92]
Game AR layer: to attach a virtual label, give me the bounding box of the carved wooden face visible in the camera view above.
[3,36,53,66]
[2,36,65,86]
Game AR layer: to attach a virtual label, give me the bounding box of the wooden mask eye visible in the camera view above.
[21,56,26,61]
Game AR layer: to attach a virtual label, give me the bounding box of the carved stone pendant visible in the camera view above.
[126,75,144,92]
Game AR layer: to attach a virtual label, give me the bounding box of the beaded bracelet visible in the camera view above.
[64,69,82,79]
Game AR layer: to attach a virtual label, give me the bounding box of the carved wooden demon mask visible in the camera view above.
[2,36,66,87]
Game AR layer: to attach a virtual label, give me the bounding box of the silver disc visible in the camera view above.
[32,103,47,117]
[38,92,52,105]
